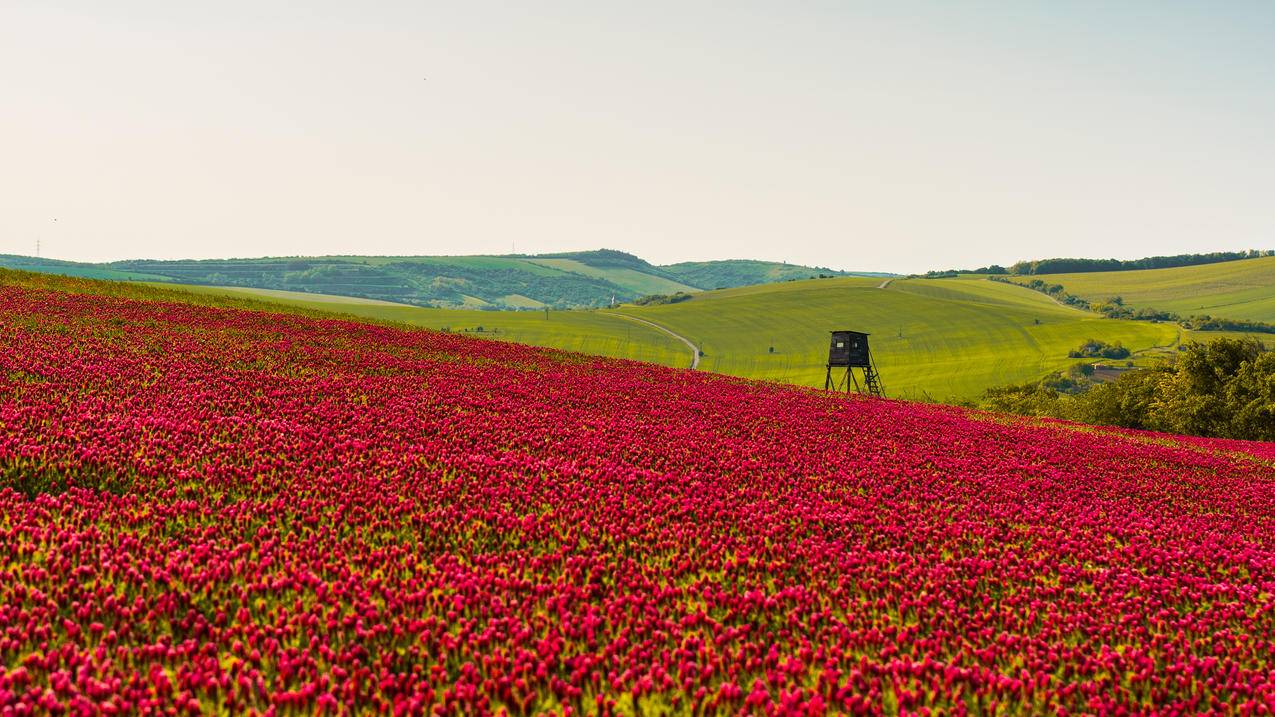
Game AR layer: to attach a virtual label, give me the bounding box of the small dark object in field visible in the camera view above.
[825,330,884,397]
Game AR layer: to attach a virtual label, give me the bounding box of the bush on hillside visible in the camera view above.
[632,292,693,306]
[977,382,1063,416]
[1068,339,1130,360]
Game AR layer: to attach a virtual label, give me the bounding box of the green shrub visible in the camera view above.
[977,337,1272,441]
[1068,339,1130,360]
[632,292,693,306]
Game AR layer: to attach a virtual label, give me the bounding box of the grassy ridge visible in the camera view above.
[615,276,1194,399]
[0,250,860,310]
[661,259,870,289]
[10,266,1267,400]
[1031,256,1275,323]
[525,258,696,296]
[170,275,1220,400]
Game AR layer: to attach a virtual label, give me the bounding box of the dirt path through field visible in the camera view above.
[606,313,701,369]
[878,279,893,289]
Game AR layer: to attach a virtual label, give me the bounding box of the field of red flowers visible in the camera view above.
[1,279,1273,715]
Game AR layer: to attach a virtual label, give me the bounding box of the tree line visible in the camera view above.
[1009,250,1272,276]
[916,249,1272,278]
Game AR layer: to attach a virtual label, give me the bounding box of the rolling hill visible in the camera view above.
[10,251,1271,400]
[1010,255,1275,323]
[661,259,881,290]
[87,271,1264,400]
[0,250,868,310]
[611,276,1197,399]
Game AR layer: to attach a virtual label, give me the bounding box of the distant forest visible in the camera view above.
[1010,250,1273,275]
[922,249,1273,278]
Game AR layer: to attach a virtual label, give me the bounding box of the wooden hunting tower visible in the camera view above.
[825,330,884,397]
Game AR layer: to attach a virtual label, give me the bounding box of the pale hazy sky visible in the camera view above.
[3,1,1273,273]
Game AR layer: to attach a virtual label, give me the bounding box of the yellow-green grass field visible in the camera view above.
[1029,256,1275,323]
[186,276,1251,400]
[612,276,1208,400]
[46,271,1267,401]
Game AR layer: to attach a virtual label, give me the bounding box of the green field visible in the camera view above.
[611,276,1203,399]
[525,258,698,296]
[1030,256,1275,322]
[8,267,1269,400]
[661,259,878,289]
[158,276,1256,401]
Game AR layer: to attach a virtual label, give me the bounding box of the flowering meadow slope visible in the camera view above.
[0,283,1273,715]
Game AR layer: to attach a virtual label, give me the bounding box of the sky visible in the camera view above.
[3,1,1274,274]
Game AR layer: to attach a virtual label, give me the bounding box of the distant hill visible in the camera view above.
[0,255,174,282]
[1003,255,1275,324]
[46,269,1257,400]
[0,250,876,309]
[1008,250,1273,276]
[11,263,1268,399]
[661,259,884,290]
[918,249,1273,279]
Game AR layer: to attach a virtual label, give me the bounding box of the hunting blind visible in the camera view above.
[824,330,884,397]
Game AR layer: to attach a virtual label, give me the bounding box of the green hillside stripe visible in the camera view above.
[1027,256,1275,323]
[11,267,1270,401]
[614,276,1190,400]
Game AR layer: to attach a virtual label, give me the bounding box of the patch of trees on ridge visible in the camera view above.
[1008,250,1272,276]
[631,292,693,306]
[974,338,1273,441]
[916,265,1008,278]
[919,249,1272,278]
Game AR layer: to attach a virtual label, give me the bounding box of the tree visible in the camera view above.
[1153,339,1263,437]
[1227,352,1275,441]
[1069,365,1172,429]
